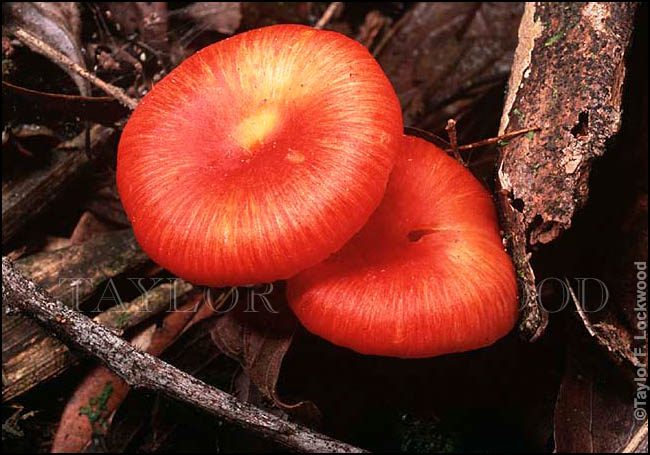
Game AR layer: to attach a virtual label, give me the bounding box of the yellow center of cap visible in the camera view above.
[236,105,279,151]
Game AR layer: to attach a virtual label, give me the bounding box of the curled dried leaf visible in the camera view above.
[5,2,89,96]
[210,288,320,421]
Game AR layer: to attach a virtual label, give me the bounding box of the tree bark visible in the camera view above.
[496,2,638,340]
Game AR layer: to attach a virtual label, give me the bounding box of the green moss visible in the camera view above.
[116,310,131,329]
[545,30,564,47]
[78,382,114,432]
[512,107,525,122]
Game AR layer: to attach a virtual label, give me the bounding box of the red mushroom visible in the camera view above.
[117,24,402,286]
[287,135,519,358]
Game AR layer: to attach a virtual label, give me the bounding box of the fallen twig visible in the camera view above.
[1,257,365,453]
[12,27,138,110]
[314,2,342,29]
[443,121,541,165]
[452,126,540,152]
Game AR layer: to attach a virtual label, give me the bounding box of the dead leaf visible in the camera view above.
[82,177,130,227]
[377,2,523,129]
[554,334,648,452]
[210,305,294,404]
[70,211,112,245]
[209,286,319,421]
[5,2,89,96]
[146,296,205,357]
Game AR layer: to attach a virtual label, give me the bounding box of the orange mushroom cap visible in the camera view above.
[117,24,402,286]
[287,135,519,358]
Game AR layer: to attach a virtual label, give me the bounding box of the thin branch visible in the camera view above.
[565,278,597,338]
[445,119,464,165]
[404,126,451,149]
[315,2,342,29]
[452,126,540,152]
[12,27,138,110]
[1,257,364,453]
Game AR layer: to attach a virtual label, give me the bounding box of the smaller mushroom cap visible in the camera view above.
[287,135,519,358]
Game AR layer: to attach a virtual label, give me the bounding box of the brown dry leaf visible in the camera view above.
[554,334,648,453]
[572,286,643,370]
[568,88,648,369]
[377,2,523,129]
[51,296,204,453]
[210,287,319,420]
[70,211,112,245]
[5,2,89,96]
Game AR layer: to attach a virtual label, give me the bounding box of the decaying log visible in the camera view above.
[496,2,638,340]
[94,279,195,333]
[2,125,114,246]
[13,229,147,301]
[2,230,149,401]
[3,280,196,402]
[2,257,365,453]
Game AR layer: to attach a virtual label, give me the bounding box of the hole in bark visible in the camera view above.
[571,112,589,138]
[513,198,525,213]
[529,215,545,237]
[407,228,436,242]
